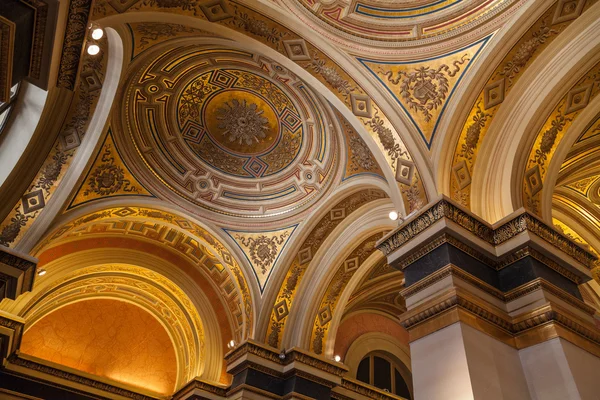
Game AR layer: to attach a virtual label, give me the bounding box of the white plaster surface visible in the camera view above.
[0,82,47,186]
[518,337,600,400]
[411,323,475,400]
[461,324,530,400]
[411,322,531,400]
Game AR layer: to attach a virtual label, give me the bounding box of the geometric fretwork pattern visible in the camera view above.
[40,207,253,340]
[309,231,386,355]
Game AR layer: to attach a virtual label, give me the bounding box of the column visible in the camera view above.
[377,197,600,400]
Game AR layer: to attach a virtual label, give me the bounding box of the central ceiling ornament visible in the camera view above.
[216,99,269,146]
[119,47,340,222]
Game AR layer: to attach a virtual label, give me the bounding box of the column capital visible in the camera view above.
[377,197,600,356]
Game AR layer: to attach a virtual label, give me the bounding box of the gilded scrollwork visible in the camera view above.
[309,232,385,354]
[450,1,593,207]
[266,189,387,347]
[0,38,106,247]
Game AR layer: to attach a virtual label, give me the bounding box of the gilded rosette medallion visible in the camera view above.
[119,47,340,221]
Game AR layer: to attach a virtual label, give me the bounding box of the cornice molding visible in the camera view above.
[402,265,594,315]
[225,340,348,377]
[171,378,227,400]
[7,353,155,400]
[400,287,600,354]
[341,378,407,400]
[377,198,596,269]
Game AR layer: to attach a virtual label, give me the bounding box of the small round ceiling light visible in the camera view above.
[389,211,399,221]
[91,28,104,40]
[334,355,341,362]
[37,268,47,276]
[227,340,236,349]
[87,44,100,55]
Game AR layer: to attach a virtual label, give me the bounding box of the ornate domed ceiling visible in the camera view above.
[117,46,341,222]
[281,0,521,47]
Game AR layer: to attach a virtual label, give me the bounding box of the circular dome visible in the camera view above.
[177,69,303,178]
[120,46,340,221]
[282,0,519,46]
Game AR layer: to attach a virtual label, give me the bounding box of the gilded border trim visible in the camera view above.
[56,0,93,90]
[8,354,155,400]
[377,199,596,269]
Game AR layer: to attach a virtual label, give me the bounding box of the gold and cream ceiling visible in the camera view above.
[1,0,600,397]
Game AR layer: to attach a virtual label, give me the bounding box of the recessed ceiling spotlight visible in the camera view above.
[91,28,104,40]
[87,44,100,55]
[227,340,236,349]
[389,211,399,221]
[334,355,341,362]
[37,268,47,276]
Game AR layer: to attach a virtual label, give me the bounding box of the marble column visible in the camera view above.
[377,197,600,400]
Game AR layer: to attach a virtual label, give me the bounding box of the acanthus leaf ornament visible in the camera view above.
[383,55,469,123]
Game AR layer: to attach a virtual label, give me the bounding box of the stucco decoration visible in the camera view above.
[523,61,600,213]
[359,37,489,148]
[91,0,428,215]
[118,46,340,221]
[266,188,387,348]
[37,207,254,340]
[225,225,297,292]
[282,0,519,44]
[309,231,386,355]
[68,132,153,209]
[450,0,595,206]
[0,35,108,248]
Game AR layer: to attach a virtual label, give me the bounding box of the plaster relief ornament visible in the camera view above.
[383,56,468,123]
[121,48,339,220]
[237,232,290,274]
[216,99,269,145]
[86,164,128,196]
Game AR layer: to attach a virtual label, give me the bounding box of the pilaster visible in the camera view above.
[377,197,600,400]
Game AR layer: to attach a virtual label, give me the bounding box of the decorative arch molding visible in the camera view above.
[470,2,600,223]
[542,101,600,223]
[342,331,412,392]
[435,0,554,196]
[11,252,225,385]
[262,187,391,348]
[31,203,255,343]
[256,178,391,325]
[286,205,393,353]
[20,264,205,391]
[553,199,600,252]
[0,29,124,252]
[92,0,432,215]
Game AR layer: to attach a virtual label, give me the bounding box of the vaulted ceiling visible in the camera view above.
[0,0,599,396]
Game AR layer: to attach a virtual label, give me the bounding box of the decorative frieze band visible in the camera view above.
[400,288,600,352]
[377,198,596,269]
[8,353,154,400]
[56,0,93,90]
[225,340,348,377]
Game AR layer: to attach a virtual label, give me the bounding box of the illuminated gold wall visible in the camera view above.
[21,299,177,395]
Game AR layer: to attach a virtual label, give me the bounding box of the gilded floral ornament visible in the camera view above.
[216,99,269,145]
[383,58,470,123]
[360,37,486,148]
[500,19,559,87]
[523,63,600,214]
[266,189,387,347]
[450,1,591,207]
[0,37,106,247]
[226,226,296,292]
[70,134,151,209]
[309,232,385,354]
